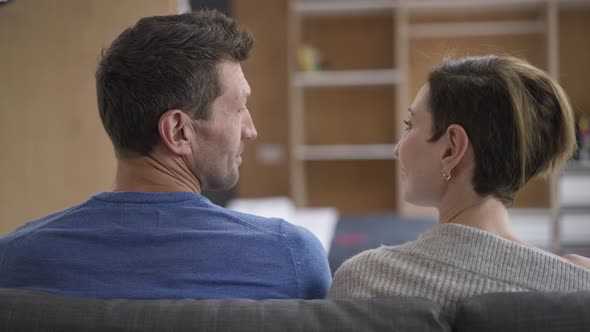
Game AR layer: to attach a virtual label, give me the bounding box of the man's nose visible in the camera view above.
[242,110,257,141]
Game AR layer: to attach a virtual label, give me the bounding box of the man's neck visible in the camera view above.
[110,152,201,194]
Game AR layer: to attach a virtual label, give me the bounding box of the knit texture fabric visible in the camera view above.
[328,223,590,318]
[0,192,332,300]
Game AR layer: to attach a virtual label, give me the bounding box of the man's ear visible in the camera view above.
[158,110,193,156]
[440,124,470,176]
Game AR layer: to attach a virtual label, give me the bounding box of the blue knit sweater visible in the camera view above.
[0,192,331,300]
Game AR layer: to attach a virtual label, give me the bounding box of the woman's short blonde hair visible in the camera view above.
[427,55,576,206]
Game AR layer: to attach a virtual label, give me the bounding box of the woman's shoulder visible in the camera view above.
[562,254,590,270]
[328,241,435,299]
[335,244,415,275]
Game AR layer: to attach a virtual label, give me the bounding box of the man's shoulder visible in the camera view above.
[215,206,298,236]
[212,206,322,249]
[0,203,87,242]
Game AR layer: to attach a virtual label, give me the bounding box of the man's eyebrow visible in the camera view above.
[239,87,251,102]
[235,88,250,104]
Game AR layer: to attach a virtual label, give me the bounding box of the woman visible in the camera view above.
[328,55,590,318]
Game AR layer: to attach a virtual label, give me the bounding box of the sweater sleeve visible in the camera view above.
[282,221,332,299]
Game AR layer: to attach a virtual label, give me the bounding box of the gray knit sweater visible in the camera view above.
[328,223,590,318]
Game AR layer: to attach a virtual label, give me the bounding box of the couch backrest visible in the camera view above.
[0,288,451,332]
[3,287,589,332]
[454,291,590,332]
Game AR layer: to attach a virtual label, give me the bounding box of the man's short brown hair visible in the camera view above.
[96,10,253,158]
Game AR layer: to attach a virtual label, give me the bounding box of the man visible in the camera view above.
[0,11,331,300]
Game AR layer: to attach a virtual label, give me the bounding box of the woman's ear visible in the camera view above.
[440,124,470,176]
[158,110,193,156]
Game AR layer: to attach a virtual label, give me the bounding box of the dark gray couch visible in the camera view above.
[1,288,589,331]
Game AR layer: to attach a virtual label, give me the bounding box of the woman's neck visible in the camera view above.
[438,196,526,245]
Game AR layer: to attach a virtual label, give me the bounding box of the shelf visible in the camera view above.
[559,205,590,214]
[293,0,590,17]
[406,0,547,14]
[293,0,397,16]
[409,20,546,38]
[406,0,590,13]
[293,69,401,87]
[296,144,397,160]
[560,0,590,9]
[562,161,590,175]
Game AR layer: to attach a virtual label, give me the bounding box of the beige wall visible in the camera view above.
[0,0,176,235]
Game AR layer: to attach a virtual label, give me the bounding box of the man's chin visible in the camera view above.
[208,173,239,192]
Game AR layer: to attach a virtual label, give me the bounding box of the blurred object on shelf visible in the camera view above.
[297,43,326,71]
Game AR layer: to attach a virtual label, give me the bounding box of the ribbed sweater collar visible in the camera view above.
[91,192,211,205]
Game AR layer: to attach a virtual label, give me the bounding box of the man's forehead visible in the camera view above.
[217,64,249,100]
[232,79,250,102]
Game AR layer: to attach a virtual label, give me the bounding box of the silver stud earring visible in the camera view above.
[441,170,451,181]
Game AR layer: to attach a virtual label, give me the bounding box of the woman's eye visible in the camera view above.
[403,120,412,130]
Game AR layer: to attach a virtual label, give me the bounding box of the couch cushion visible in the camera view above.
[455,291,590,332]
[0,288,451,332]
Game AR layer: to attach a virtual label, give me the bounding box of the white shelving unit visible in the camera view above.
[289,0,403,208]
[289,0,590,226]
[296,144,397,161]
[408,20,547,38]
[293,0,396,15]
[293,69,401,87]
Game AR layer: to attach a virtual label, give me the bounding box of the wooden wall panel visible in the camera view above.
[0,0,176,235]
[302,15,395,70]
[560,8,590,117]
[306,160,396,212]
[305,87,396,145]
[233,0,292,198]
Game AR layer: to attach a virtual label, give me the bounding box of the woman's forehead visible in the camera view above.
[410,84,430,116]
